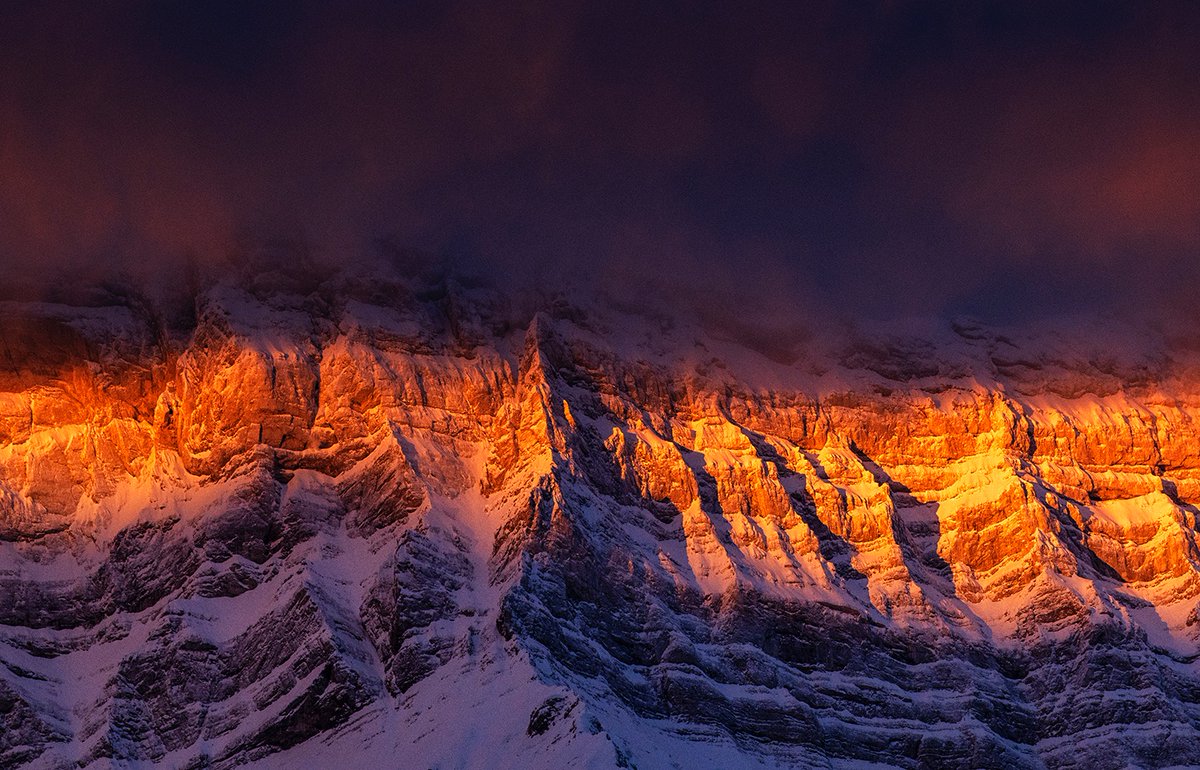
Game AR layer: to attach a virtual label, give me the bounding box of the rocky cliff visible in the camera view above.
[3,268,1200,769]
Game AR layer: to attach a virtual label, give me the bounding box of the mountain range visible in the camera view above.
[3,265,1200,768]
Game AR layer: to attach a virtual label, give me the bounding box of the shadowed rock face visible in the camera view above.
[3,274,1200,769]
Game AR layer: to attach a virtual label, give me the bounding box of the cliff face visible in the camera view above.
[3,274,1200,769]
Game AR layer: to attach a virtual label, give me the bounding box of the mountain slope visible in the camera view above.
[3,272,1200,769]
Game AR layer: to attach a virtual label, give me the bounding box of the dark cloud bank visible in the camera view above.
[2,1,1199,329]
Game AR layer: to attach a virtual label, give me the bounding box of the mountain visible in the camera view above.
[3,268,1200,769]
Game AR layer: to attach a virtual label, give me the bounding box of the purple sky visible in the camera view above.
[2,1,1199,323]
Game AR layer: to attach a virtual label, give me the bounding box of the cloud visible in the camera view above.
[0,1,1198,326]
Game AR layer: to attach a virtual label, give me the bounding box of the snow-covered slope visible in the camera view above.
[4,269,1200,769]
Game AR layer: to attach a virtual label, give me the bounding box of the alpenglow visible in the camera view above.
[3,270,1200,769]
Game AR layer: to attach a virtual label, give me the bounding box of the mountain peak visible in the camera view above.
[2,279,1200,768]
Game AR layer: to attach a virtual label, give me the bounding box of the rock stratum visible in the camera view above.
[3,268,1200,769]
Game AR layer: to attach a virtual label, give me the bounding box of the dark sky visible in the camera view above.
[2,1,1199,323]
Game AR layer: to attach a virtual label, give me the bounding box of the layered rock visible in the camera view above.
[2,274,1200,768]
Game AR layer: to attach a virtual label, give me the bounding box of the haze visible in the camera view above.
[2,1,1198,325]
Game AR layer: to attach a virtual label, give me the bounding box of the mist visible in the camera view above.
[3,1,1199,329]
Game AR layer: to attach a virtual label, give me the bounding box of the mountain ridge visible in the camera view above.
[2,270,1200,768]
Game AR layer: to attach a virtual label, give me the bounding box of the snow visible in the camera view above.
[1089,493,1179,529]
[9,280,1200,767]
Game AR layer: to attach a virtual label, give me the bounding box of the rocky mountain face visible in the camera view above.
[3,269,1200,769]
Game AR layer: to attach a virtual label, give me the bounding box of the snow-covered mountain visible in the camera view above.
[4,266,1200,769]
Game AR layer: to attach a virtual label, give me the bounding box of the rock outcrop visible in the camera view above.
[2,272,1200,769]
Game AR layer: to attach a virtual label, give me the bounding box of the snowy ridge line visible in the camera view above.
[2,273,1200,767]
